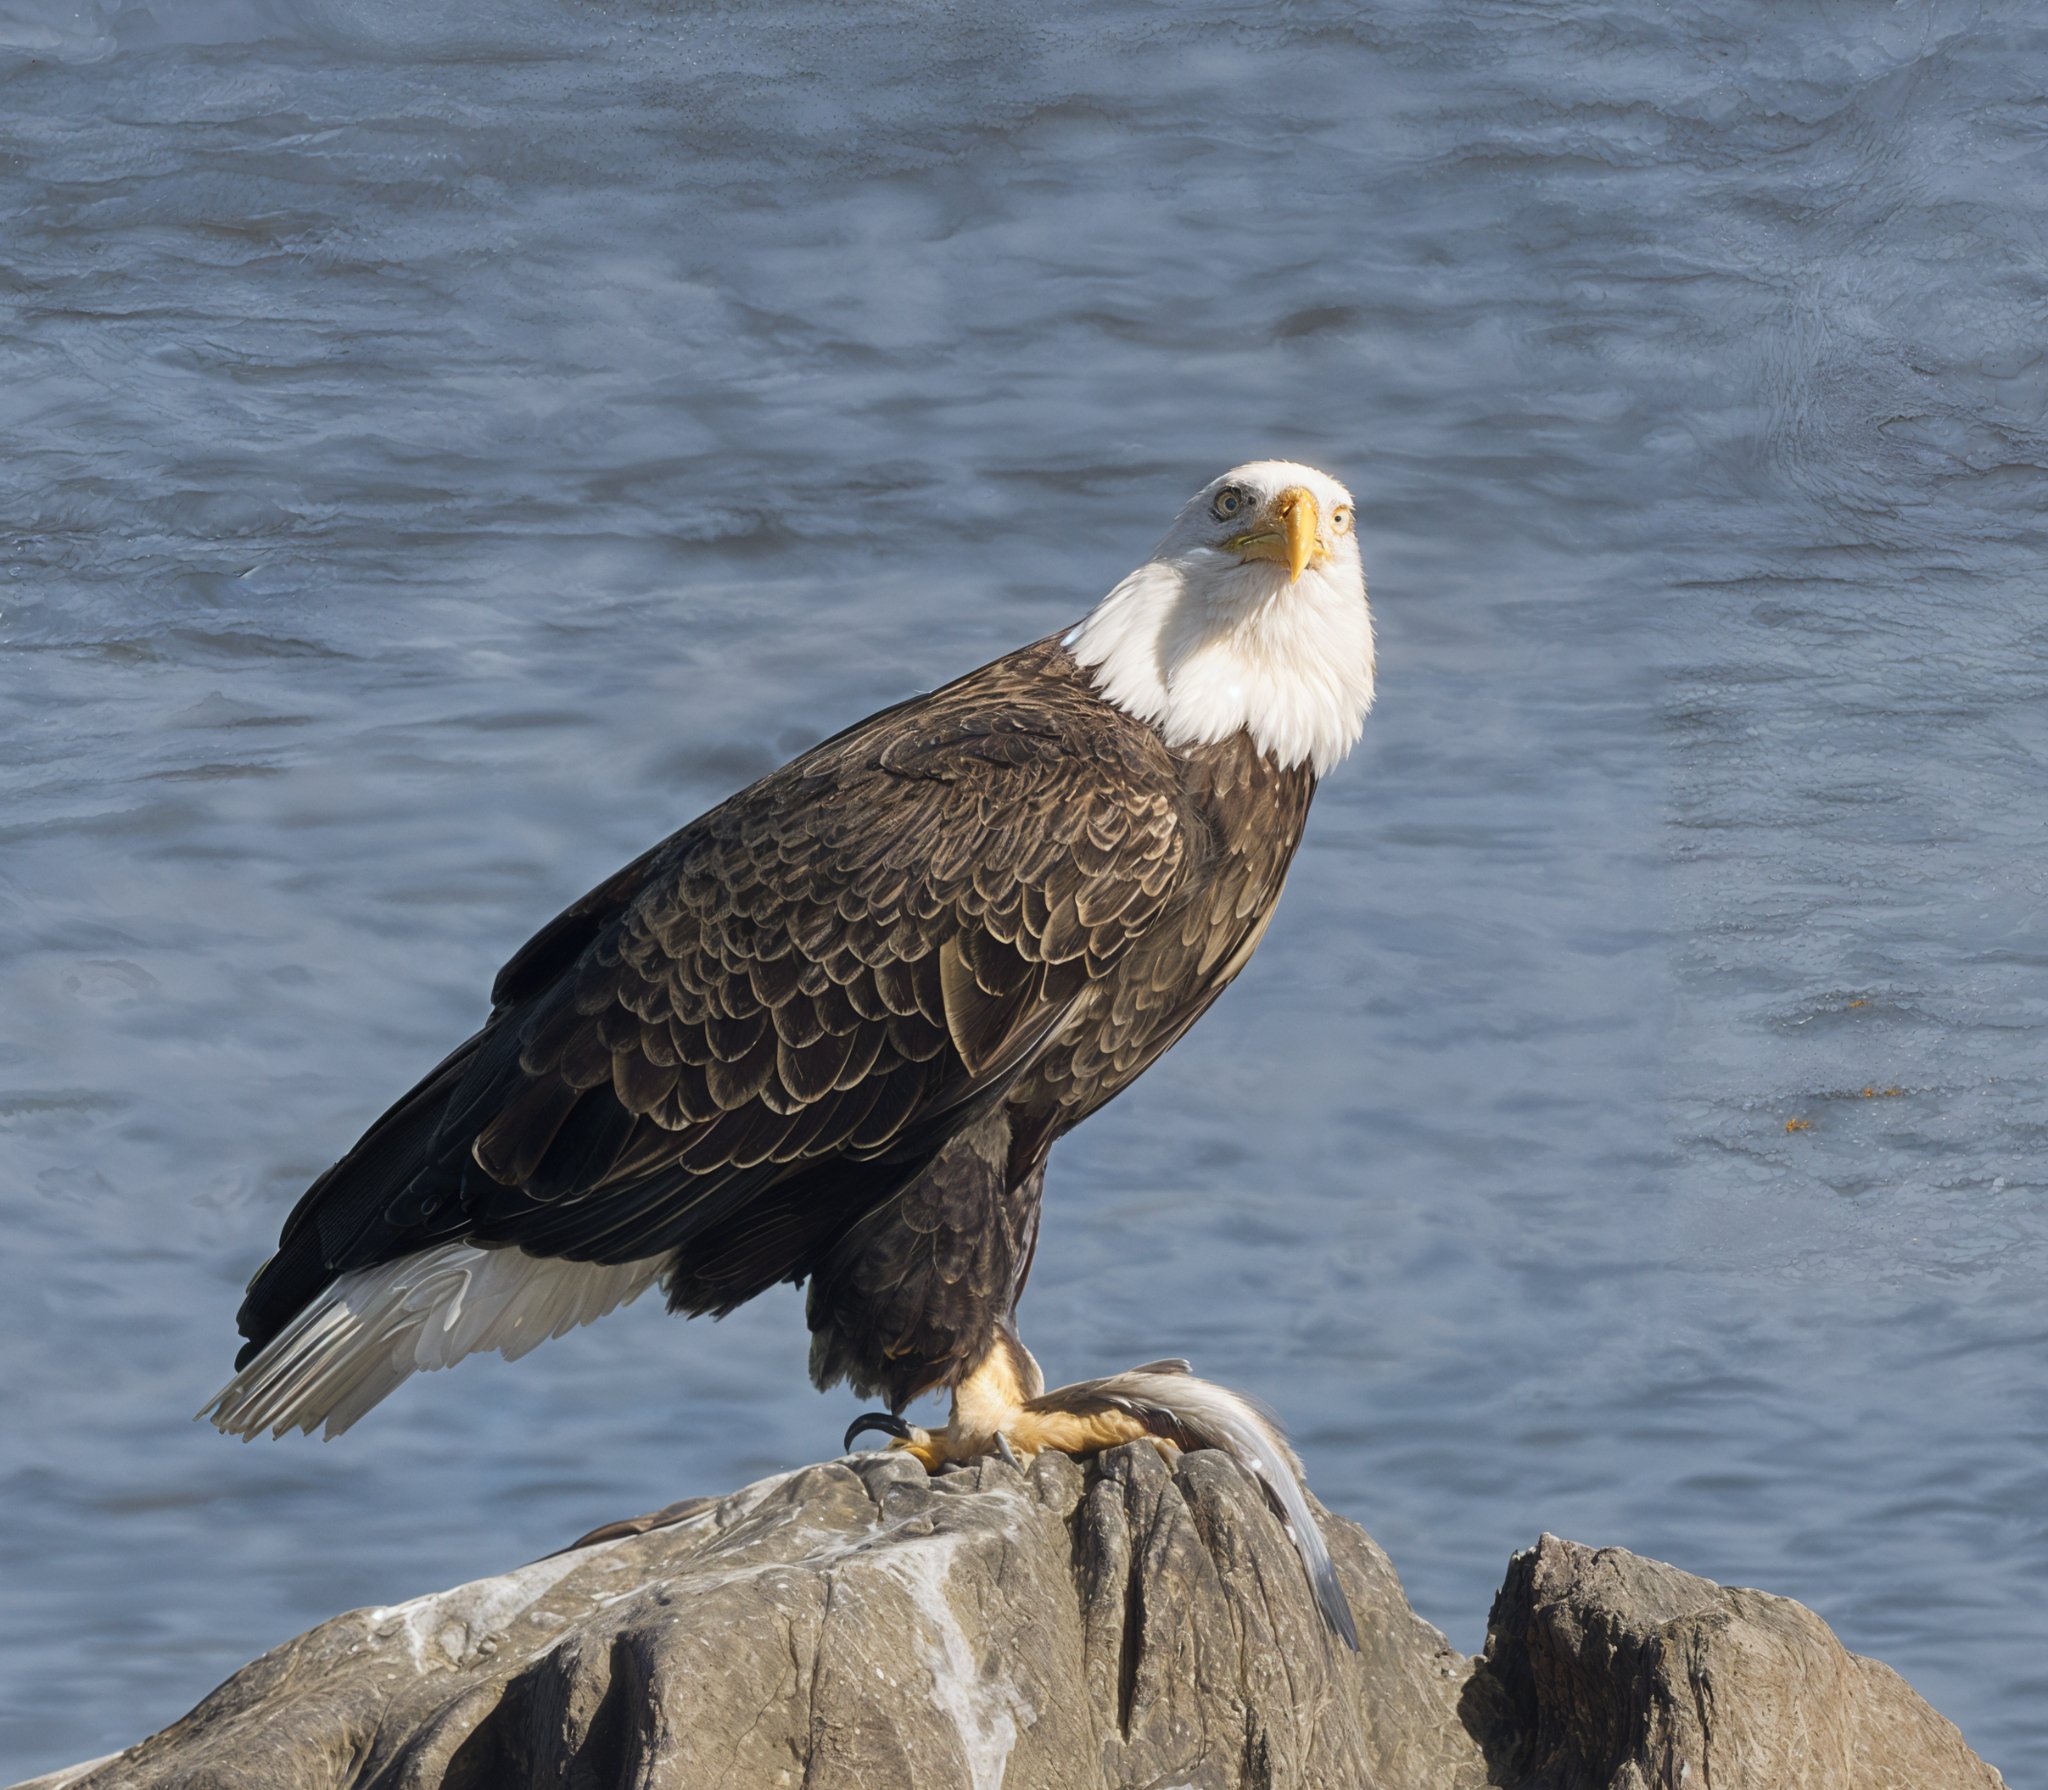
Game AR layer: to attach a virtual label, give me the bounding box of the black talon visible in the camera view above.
[844,1410,914,1451]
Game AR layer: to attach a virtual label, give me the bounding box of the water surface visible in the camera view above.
[2,0,2044,1778]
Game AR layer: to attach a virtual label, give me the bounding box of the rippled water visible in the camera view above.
[4,0,2044,1779]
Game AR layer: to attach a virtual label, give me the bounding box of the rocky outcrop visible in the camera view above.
[1463,1534,2007,1790]
[16,1446,2006,1790]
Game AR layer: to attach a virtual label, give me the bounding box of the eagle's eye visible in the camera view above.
[1211,486,1250,521]
[1331,505,1353,535]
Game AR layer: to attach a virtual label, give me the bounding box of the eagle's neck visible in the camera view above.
[1064,555,1375,777]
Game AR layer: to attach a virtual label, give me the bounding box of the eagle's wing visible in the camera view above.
[235,646,1190,1358]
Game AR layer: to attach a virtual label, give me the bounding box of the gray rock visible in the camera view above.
[1464,1533,2008,1790]
[18,1450,2005,1790]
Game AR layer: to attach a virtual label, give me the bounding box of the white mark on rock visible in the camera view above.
[875,1532,1031,1790]
[364,1547,589,1671]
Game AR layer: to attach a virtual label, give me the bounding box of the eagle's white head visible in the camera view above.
[1066,460,1375,776]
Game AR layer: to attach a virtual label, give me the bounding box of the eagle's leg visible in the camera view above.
[840,1325,1189,1469]
[845,1325,1158,1468]
[844,1325,1158,1471]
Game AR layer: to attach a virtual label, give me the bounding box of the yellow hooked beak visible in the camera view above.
[1227,485,1323,581]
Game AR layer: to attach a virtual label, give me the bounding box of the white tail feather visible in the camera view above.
[200,1244,667,1440]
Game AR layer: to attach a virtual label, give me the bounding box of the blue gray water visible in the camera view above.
[3,0,2044,1778]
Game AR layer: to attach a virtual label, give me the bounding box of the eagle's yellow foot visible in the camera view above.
[843,1329,1164,1473]
[841,1397,1160,1472]
[839,1410,953,1471]
[837,1417,1033,1472]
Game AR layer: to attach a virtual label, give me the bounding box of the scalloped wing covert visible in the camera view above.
[235,640,1192,1361]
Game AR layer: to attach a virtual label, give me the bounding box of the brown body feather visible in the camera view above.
[237,636,1316,1409]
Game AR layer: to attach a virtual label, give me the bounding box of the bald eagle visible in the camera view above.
[206,461,1375,1642]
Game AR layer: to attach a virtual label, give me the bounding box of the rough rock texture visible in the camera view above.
[18,1449,2006,1790]
[1462,1534,2008,1790]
